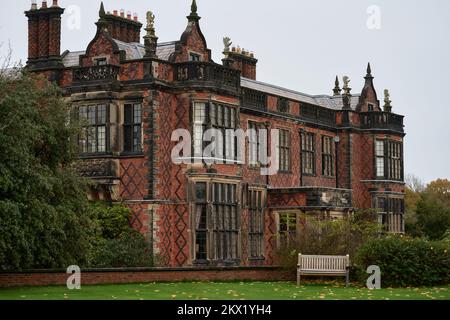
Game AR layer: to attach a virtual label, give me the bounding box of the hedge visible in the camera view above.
[355,236,450,287]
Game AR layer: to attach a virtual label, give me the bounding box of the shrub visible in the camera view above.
[90,231,153,268]
[87,203,153,268]
[276,210,379,270]
[355,236,450,287]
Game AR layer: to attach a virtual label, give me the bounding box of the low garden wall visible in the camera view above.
[0,267,295,288]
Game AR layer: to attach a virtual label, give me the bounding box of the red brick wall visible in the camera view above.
[81,31,120,67]
[0,268,294,288]
[27,17,39,60]
[38,16,49,58]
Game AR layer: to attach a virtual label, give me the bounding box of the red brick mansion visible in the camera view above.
[25,0,406,267]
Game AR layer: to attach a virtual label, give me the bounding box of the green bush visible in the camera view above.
[87,203,153,268]
[355,236,450,287]
[90,231,153,268]
[276,210,379,270]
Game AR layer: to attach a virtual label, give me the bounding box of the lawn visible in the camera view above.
[0,282,449,300]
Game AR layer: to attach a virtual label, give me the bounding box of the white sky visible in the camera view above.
[1,0,449,183]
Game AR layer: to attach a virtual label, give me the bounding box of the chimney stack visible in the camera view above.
[223,44,258,80]
[25,0,65,70]
[100,5,142,43]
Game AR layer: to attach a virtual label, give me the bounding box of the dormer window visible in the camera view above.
[95,58,107,66]
[189,52,201,62]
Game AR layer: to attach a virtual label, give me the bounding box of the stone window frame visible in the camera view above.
[374,138,403,181]
[190,178,242,266]
[301,131,316,176]
[248,187,266,260]
[372,193,405,233]
[247,120,265,168]
[277,128,291,173]
[321,135,335,177]
[188,50,202,62]
[92,55,110,66]
[123,102,143,154]
[77,103,110,155]
[275,211,299,249]
[191,100,240,163]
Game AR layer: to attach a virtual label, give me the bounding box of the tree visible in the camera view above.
[0,69,92,270]
[416,194,450,240]
[405,174,425,193]
[426,179,450,206]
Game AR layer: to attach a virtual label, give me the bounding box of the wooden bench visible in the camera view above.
[297,254,350,287]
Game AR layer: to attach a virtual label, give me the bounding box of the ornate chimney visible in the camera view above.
[25,0,64,70]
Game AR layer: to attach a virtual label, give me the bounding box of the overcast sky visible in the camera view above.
[1,0,449,183]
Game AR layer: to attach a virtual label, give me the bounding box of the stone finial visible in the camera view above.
[187,0,200,21]
[342,76,352,110]
[333,75,342,96]
[343,76,351,92]
[99,2,106,18]
[384,89,392,112]
[367,62,372,76]
[191,0,198,14]
[146,11,155,35]
[223,36,232,53]
[96,2,109,30]
[144,11,158,58]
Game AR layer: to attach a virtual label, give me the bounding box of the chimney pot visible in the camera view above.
[41,1,47,9]
[133,13,138,21]
[31,0,38,10]
[113,10,118,16]
[127,11,132,19]
[52,0,58,7]
[120,9,125,17]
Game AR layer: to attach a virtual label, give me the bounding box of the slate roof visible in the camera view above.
[241,77,360,110]
[61,41,359,110]
[61,40,176,67]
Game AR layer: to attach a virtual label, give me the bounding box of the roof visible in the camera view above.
[61,40,176,67]
[241,77,360,110]
[61,51,84,67]
[61,42,359,111]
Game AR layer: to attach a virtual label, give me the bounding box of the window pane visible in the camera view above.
[97,126,106,152]
[88,106,96,125]
[98,105,106,124]
[230,108,236,128]
[124,104,133,124]
[196,182,207,202]
[194,103,206,124]
[87,127,96,153]
[133,104,142,124]
[376,140,384,156]
[133,125,141,151]
[377,158,385,177]
[210,103,217,126]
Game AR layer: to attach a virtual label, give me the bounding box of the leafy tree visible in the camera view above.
[404,187,422,236]
[426,179,450,206]
[416,194,450,240]
[0,68,153,270]
[0,70,92,270]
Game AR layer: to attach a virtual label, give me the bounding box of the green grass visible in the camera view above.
[0,282,449,300]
